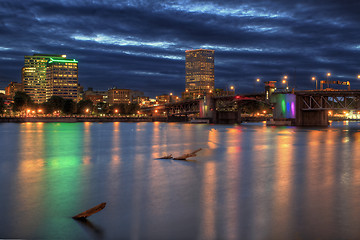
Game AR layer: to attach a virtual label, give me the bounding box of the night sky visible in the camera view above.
[0,0,359,97]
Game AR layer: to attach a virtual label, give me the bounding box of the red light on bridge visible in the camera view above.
[235,96,241,99]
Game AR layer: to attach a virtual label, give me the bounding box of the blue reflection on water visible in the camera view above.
[1,122,360,239]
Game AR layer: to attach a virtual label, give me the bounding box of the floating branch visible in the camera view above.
[72,202,106,220]
[157,154,173,159]
[173,148,202,160]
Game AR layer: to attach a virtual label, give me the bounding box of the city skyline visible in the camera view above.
[1,0,360,97]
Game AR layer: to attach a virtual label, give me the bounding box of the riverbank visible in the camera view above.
[0,116,158,123]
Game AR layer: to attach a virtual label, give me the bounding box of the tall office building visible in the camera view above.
[46,57,78,101]
[185,49,214,99]
[22,54,78,103]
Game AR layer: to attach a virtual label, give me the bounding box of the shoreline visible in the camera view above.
[0,116,357,124]
[0,116,157,123]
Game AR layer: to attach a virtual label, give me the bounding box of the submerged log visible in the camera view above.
[72,202,106,220]
[157,154,173,159]
[173,148,202,160]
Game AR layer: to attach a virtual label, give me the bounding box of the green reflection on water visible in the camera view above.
[38,123,85,238]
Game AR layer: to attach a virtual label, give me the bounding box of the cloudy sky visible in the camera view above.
[0,0,359,97]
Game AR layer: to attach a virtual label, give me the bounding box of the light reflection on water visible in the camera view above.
[1,122,360,239]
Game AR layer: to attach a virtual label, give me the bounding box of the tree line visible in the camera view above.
[0,91,140,115]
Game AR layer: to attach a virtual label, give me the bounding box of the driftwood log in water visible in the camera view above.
[72,202,106,219]
[173,148,202,160]
[157,154,173,159]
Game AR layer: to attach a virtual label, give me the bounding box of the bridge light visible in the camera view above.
[282,80,286,84]
[358,75,360,79]
[256,78,260,82]
[312,77,316,81]
[284,75,288,79]
[327,72,331,77]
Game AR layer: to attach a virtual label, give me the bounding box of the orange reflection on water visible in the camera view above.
[271,128,294,238]
[199,161,217,240]
[82,122,91,164]
[111,122,121,165]
[223,128,241,239]
[208,128,219,149]
[305,129,337,238]
[15,123,45,234]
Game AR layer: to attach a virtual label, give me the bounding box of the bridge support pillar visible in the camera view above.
[295,95,329,126]
[200,95,216,121]
[295,109,329,126]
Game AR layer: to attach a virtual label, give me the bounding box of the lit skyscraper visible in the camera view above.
[22,54,78,103]
[185,49,214,99]
[46,57,78,101]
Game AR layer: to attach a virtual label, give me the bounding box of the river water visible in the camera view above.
[1,121,360,239]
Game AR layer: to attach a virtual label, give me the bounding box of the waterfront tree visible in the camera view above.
[95,102,109,115]
[109,103,140,115]
[0,98,4,114]
[77,99,93,114]
[46,96,65,113]
[13,91,33,112]
[63,99,76,114]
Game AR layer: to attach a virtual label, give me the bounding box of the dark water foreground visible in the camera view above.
[1,121,360,239]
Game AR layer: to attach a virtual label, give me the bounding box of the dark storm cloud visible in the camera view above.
[0,0,359,96]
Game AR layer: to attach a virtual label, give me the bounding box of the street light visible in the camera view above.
[312,76,318,90]
[357,74,360,79]
[282,79,288,91]
[326,72,331,88]
[254,78,261,92]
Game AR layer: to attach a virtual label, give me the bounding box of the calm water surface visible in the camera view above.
[1,121,360,239]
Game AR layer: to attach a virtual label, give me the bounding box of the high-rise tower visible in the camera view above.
[22,54,78,103]
[185,49,214,99]
[46,57,78,101]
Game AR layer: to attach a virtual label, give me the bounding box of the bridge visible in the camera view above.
[141,94,266,124]
[272,90,360,126]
